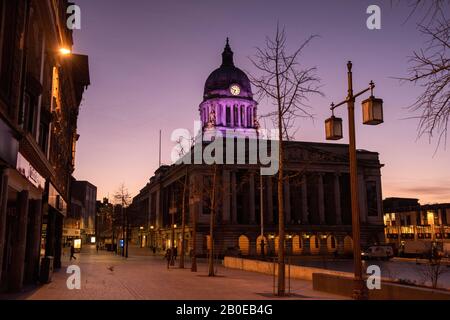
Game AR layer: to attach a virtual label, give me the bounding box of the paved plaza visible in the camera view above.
[2,245,346,300]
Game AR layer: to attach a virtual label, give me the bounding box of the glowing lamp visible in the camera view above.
[59,47,71,55]
[362,96,383,125]
[325,115,343,140]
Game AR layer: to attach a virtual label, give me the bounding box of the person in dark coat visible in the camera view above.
[70,244,77,261]
[165,248,171,269]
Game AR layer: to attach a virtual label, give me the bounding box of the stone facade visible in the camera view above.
[132,40,384,258]
[0,0,89,292]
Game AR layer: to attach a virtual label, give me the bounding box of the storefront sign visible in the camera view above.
[16,152,45,190]
[63,228,81,237]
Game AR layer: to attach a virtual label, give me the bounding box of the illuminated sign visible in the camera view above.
[16,153,45,190]
[63,228,81,237]
[74,239,82,249]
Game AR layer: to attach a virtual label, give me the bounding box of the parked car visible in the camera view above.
[361,245,394,260]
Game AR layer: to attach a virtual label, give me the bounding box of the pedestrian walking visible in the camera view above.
[96,243,99,253]
[173,246,178,262]
[70,244,77,261]
[165,248,171,269]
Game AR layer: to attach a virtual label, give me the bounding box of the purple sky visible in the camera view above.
[72,0,450,204]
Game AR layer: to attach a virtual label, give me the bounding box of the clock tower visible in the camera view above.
[200,39,259,141]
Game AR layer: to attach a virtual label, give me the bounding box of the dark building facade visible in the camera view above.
[65,179,97,245]
[0,0,89,292]
[133,41,385,258]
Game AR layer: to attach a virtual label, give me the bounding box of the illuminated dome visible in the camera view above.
[203,38,253,100]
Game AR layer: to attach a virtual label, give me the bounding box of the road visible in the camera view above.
[2,245,346,300]
[289,256,450,289]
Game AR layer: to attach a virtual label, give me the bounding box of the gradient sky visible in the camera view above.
[72,0,450,204]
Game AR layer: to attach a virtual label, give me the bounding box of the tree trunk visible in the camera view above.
[277,114,285,295]
[275,43,285,296]
[208,165,217,276]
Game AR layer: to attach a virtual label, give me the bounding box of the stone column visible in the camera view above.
[231,105,235,127]
[358,174,367,224]
[284,177,291,224]
[249,172,256,223]
[237,105,241,127]
[9,190,29,292]
[0,168,9,283]
[243,106,247,128]
[334,173,342,225]
[301,175,308,224]
[266,177,273,224]
[155,189,161,228]
[317,174,325,224]
[45,209,56,257]
[25,199,42,283]
[231,171,237,223]
[54,212,63,269]
[214,103,218,125]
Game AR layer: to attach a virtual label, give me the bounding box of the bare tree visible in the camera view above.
[400,0,450,148]
[417,255,449,288]
[249,25,322,295]
[174,136,194,269]
[114,183,131,257]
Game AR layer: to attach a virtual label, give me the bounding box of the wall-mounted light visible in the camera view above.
[59,47,72,55]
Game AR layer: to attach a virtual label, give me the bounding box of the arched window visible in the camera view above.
[241,105,245,127]
[247,107,252,127]
[234,105,239,127]
[226,106,231,126]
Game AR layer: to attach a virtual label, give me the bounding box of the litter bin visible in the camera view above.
[40,256,54,283]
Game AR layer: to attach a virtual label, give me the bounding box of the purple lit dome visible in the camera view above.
[203,38,253,100]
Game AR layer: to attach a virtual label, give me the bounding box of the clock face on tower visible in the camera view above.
[230,84,240,96]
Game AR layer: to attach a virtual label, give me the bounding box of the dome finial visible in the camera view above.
[222,37,234,67]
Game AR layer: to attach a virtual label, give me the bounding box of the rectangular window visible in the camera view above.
[366,181,379,217]
[38,122,49,153]
[0,0,17,100]
[23,93,36,134]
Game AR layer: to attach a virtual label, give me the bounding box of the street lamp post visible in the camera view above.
[190,192,200,272]
[169,203,177,267]
[325,61,384,300]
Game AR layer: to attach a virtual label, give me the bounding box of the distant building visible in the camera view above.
[68,180,97,244]
[383,197,450,251]
[132,40,385,257]
[96,198,115,250]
